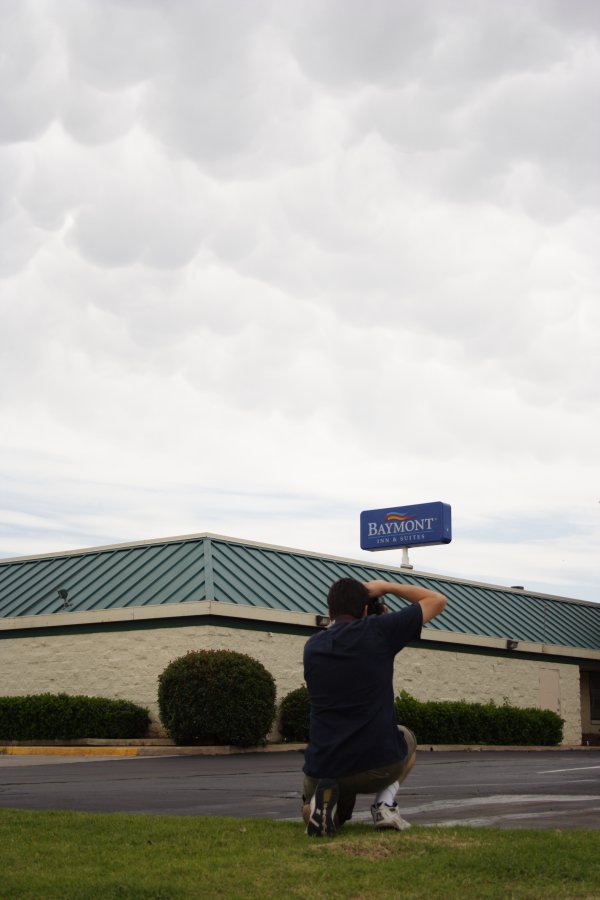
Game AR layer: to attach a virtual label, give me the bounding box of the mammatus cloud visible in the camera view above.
[0,0,598,602]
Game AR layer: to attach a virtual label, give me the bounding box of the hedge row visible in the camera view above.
[277,687,564,746]
[0,661,565,747]
[0,693,149,741]
[394,691,564,746]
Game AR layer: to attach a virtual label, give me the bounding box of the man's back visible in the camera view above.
[303,604,422,778]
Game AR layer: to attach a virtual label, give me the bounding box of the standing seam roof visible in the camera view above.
[0,534,599,650]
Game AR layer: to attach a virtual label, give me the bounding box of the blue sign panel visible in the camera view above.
[360,502,452,551]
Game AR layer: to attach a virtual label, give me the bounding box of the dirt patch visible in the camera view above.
[310,839,406,859]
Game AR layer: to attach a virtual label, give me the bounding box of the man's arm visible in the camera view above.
[363,579,447,625]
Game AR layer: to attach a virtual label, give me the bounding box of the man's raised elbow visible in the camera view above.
[419,591,447,624]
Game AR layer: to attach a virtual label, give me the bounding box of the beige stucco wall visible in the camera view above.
[0,622,583,744]
[0,623,307,738]
[394,646,582,744]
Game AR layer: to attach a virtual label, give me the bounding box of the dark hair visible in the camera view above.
[327,578,369,619]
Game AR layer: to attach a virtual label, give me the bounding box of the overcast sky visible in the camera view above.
[1,0,599,603]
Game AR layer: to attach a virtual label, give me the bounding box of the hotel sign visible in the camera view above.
[360,502,452,551]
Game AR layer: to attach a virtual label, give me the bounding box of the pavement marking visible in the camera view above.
[538,765,600,774]
[404,794,600,814]
[408,778,585,791]
[353,794,600,821]
[279,794,600,824]
[436,806,600,828]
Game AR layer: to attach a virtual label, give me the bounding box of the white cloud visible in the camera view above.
[0,0,598,604]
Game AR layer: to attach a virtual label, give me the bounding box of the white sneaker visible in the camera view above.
[371,802,411,831]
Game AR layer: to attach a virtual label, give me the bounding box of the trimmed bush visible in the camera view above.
[0,693,150,741]
[158,650,276,746]
[394,692,564,746]
[279,686,310,742]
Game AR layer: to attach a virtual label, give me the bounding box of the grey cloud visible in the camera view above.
[0,1,64,144]
[18,135,90,232]
[145,68,260,170]
[351,46,600,218]
[281,0,439,88]
[423,4,566,88]
[280,0,576,94]
[71,196,205,269]
[544,0,600,33]
[61,82,140,146]
[141,9,313,172]
[66,144,213,268]
[464,57,600,204]
[0,205,46,276]
[59,0,170,90]
[353,86,460,154]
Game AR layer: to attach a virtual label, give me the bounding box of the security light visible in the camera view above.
[57,589,71,609]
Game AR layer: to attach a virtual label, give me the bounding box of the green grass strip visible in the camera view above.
[1,808,599,899]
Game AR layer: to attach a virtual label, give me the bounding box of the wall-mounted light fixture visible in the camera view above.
[315,615,330,628]
[57,588,71,609]
[506,639,519,651]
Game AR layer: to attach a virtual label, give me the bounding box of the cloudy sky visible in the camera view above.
[1,0,599,603]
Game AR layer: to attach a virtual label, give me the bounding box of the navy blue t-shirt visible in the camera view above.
[303,604,423,779]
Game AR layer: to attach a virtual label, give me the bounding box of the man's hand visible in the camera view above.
[364,580,391,598]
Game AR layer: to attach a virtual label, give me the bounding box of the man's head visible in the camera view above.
[327,578,370,620]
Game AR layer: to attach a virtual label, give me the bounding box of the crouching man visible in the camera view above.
[302,577,447,836]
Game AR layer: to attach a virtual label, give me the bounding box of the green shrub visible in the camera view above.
[0,694,149,741]
[395,692,564,746]
[279,686,310,742]
[158,650,276,746]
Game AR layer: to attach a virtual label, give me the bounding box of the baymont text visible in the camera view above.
[367,518,436,536]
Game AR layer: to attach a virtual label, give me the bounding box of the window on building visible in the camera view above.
[590,672,600,722]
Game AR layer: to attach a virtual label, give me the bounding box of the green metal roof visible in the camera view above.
[1,533,599,651]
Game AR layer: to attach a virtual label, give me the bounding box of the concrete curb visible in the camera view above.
[0,743,307,758]
[417,744,593,752]
[0,742,594,758]
[1,746,141,757]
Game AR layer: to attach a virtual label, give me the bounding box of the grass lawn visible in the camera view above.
[1,808,599,899]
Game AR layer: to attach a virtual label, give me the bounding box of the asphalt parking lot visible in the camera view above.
[1,749,599,829]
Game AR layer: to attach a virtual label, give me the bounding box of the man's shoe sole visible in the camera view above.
[306,779,339,837]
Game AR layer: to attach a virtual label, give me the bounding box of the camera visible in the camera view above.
[367,596,385,616]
